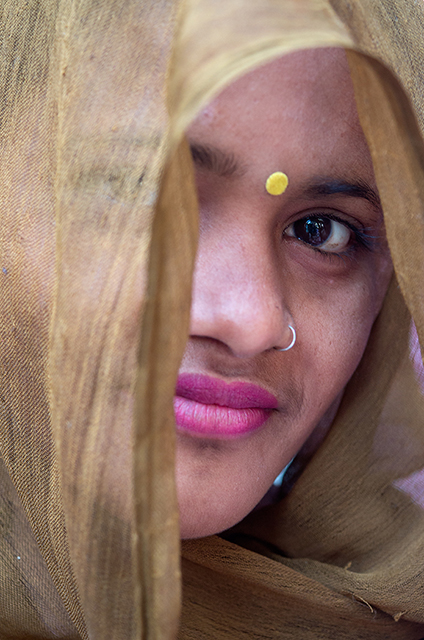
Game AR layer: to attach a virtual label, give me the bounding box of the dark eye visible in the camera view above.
[285,216,351,253]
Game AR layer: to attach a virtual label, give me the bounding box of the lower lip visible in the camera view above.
[174,396,273,438]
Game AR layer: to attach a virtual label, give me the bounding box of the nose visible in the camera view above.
[189,230,294,358]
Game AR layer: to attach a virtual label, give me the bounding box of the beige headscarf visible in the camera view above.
[1,0,424,638]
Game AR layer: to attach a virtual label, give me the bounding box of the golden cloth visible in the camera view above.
[1,1,424,638]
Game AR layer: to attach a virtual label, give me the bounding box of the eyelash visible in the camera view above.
[284,213,374,260]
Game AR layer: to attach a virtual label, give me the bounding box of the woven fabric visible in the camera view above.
[1,1,424,639]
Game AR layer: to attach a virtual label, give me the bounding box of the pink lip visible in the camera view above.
[174,373,278,438]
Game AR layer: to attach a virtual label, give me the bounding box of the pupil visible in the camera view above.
[294,217,331,246]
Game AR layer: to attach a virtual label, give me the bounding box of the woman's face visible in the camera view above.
[176,48,393,538]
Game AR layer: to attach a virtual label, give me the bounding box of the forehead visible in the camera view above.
[187,48,370,179]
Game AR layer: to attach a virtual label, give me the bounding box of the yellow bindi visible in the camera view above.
[265,171,289,196]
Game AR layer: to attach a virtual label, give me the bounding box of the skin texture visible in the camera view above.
[176,48,393,539]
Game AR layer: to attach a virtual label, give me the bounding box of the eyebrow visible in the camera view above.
[189,142,245,177]
[302,178,382,212]
[189,142,382,212]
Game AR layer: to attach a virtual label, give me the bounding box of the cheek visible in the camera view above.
[292,255,392,410]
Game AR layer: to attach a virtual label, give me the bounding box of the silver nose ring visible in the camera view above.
[274,325,296,352]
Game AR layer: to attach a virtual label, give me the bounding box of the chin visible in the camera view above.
[180,520,231,540]
[178,486,264,539]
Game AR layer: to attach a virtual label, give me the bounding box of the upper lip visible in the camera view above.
[176,373,278,409]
